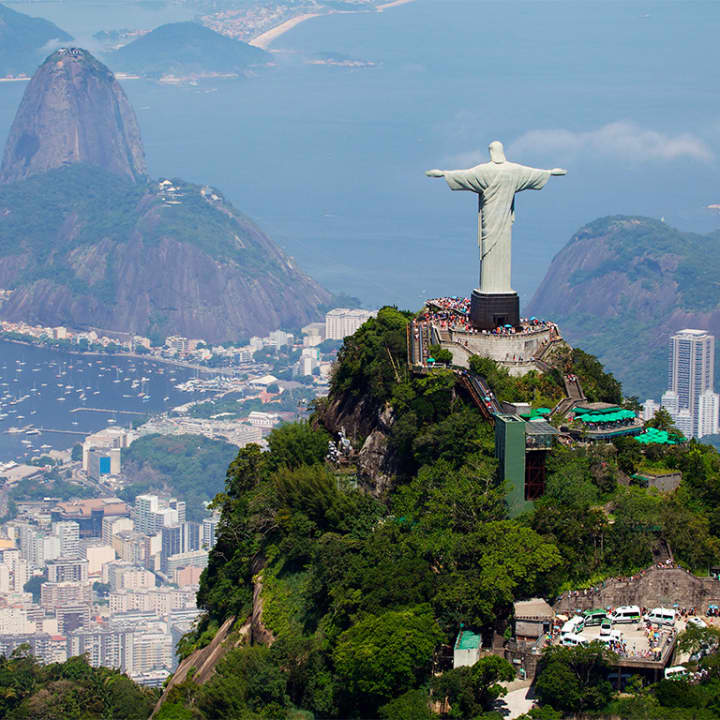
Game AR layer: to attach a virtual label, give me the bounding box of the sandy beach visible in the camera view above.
[377,0,416,10]
[249,13,323,49]
[249,0,417,49]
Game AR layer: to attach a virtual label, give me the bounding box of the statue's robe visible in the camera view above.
[444,161,550,294]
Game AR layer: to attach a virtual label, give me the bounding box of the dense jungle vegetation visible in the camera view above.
[7,306,720,718]
[151,307,720,718]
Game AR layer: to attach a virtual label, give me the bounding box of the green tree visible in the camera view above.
[535,643,615,713]
[333,606,443,712]
[266,422,329,472]
[431,655,514,718]
[23,572,46,603]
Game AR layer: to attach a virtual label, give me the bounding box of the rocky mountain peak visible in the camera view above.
[0,47,146,184]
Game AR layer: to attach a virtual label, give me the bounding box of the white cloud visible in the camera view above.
[509,122,713,163]
[451,122,713,167]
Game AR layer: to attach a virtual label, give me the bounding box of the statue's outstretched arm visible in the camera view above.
[425,169,445,178]
[550,168,567,175]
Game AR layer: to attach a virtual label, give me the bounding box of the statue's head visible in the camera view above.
[489,140,506,164]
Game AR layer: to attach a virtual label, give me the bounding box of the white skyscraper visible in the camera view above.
[53,521,80,559]
[666,329,717,438]
[698,389,720,438]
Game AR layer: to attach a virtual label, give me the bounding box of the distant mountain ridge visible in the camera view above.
[0,2,72,77]
[0,48,146,184]
[527,215,720,398]
[0,48,330,341]
[109,21,269,77]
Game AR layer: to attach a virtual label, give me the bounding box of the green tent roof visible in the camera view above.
[455,629,482,650]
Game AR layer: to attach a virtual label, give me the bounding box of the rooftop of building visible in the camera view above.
[514,598,554,620]
[51,497,128,519]
[455,627,482,651]
[574,402,622,413]
[524,420,560,437]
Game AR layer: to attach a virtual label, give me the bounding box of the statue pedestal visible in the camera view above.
[470,290,520,330]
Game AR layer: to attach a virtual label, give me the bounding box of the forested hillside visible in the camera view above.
[121,434,238,521]
[156,307,720,718]
[528,215,720,399]
[0,651,157,719]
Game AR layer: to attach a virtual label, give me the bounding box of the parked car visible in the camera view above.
[583,609,607,627]
[561,633,589,647]
[610,605,642,624]
[560,616,585,636]
[600,618,614,636]
[688,616,708,629]
[644,608,676,626]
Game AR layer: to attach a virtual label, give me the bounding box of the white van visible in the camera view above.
[561,633,589,647]
[664,665,689,680]
[560,616,585,636]
[644,608,676,626]
[598,630,623,644]
[610,605,641,624]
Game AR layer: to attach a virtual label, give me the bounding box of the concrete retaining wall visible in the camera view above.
[554,566,720,615]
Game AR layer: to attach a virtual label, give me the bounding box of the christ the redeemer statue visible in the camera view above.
[426,140,566,296]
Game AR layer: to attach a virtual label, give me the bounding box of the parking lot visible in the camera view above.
[550,612,692,664]
[579,621,676,661]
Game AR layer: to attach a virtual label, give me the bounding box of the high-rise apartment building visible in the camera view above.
[52,521,80,559]
[324,308,377,340]
[202,514,219,551]
[134,495,184,535]
[698,389,720,438]
[664,329,718,438]
[47,558,89,583]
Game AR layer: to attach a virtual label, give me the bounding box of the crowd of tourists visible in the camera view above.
[420,297,559,338]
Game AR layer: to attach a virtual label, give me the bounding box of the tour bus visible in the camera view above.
[560,616,585,636]
[644,608,677,626]
[561,632,588,647]
[664,665,689,680]
[582,609,607,626]
[610,605,642,624]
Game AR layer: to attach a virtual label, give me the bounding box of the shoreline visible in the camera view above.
[249,12,323,49]
[0,337,236,375]
[249,0,417,50]
[377,0,416,10]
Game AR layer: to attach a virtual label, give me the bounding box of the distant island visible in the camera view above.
[0,2,72,78]
[107,21,270,80]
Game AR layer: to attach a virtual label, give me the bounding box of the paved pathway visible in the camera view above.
[493,680,535,719]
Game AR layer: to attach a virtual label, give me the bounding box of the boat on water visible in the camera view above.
[57,397,66,402]
[25,429,40,435]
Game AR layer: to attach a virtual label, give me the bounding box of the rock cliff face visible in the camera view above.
[0,167,330,341]
[0,48,146,184]
[526,216,720,398]
[0,48,330,339]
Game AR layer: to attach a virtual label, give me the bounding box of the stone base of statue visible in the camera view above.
[470,289,520,330]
